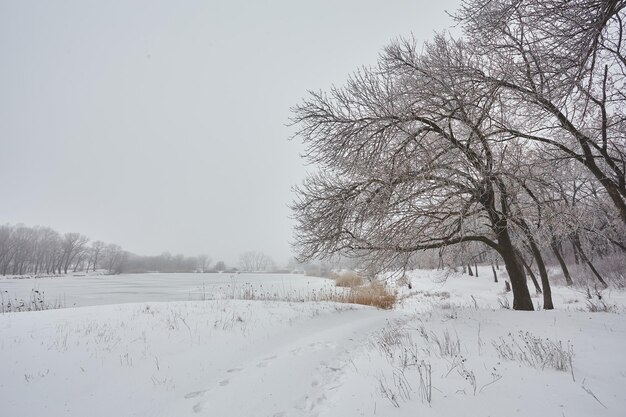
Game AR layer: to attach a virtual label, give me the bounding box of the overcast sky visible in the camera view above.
[0,0,460,265]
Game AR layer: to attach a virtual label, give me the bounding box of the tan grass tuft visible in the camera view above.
[335,271,364,288]
[320,281,397,309]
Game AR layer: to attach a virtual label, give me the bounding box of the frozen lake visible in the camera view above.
[0,273,335,308]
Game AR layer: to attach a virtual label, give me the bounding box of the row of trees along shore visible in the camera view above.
[291,0,626,310]
[0,223,278,276]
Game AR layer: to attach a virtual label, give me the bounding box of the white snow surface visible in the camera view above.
[0,272,336,307]
[1,268,625,417]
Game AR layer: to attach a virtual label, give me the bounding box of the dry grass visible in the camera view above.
[492,331,575,377]
[221,279,397,309]
[335,271,364,288]
[322,281,397,309]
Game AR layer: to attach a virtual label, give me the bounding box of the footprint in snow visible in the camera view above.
[227,367,243,373]
[290,347,303,356]
[184,390,208,399]
[193,400,207,413]
[219,379,230,386]
[257,355,278,367]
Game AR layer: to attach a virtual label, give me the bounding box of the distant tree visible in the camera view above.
[214,260,226,272]
[239,251,274,272]
[59,233,89,274]
[103,244,125,274]
[87,241,106,273]
[197,254,211,272]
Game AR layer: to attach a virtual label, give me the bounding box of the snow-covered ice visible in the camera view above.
[0,272,336,308]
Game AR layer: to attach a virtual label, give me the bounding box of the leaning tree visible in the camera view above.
[292,36,538,310]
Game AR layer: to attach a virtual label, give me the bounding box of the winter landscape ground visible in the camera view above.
[1,269,625,417]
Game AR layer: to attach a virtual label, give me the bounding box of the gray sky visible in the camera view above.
[0,0,460,265]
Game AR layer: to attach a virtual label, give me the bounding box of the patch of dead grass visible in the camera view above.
[324,281,397,309]
[335,271,364,288]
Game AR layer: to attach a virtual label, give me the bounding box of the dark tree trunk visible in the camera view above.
[519,224,554,310]
[528,242,553,310]
[468,263,473,276]
[498,233,534,310]
[551,238,573,286]
[492,263,498,283]
[480,174,533,310]
[474,262,478,277]
[571,238,581,265]
[518,253,542,294]
[573,237,608,288]
[517,247,543,294]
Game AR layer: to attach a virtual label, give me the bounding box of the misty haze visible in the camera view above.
[1,1,626,416]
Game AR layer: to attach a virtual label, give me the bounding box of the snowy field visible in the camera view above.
[1,269,625,416]
[0,272,335,308]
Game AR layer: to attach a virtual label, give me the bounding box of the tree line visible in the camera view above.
[0,223,213,275]
[291,0,626,310]
[0,224,124,275]
[0,223,284,276]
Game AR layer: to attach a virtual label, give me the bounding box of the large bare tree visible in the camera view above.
[292,36,537,310]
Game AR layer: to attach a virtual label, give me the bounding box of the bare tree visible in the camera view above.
[102,244,125,274]
[197,254,212,272]
[214,260,227,272]
[291,36,537,310]
[239,251,274,272]
[87,241,106,273]
[59,233,89,274]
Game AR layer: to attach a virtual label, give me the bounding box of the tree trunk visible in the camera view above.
[528,241,554,310]
[498,233,534,310]
[468,263,474,276]
[551,238,573,286]
[571,238,580,265]
[517,250,542,293]
[573,237,608,288]
[492,263,498,283]
[522,259,543,294]
[474,262,478,277]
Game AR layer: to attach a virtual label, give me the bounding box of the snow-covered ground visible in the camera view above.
[1,269,625,416]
